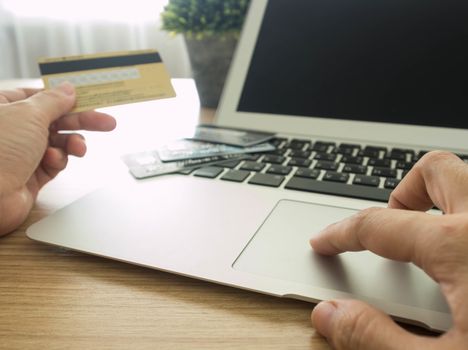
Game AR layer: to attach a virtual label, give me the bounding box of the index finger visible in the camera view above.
[0,88,42,103]
[389,151,468,214]
[50,111,117,132]
[309,207,443,281]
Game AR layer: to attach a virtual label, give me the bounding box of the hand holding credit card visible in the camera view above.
[39,49,176,112]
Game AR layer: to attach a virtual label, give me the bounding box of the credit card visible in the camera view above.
[38,49,176,112]
[122,151,248,179]
[188,125,276,147]
[158,139,275,162]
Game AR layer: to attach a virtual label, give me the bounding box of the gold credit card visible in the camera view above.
[39,49,176,112]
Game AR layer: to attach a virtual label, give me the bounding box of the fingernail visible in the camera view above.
[57,81,75,95]
[310,222,337,246]
[312,301,337,338]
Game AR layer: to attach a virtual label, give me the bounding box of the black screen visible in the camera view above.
[238,0,468,129]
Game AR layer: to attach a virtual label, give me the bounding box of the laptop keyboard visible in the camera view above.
[179,137,468,203]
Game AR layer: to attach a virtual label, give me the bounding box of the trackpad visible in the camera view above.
[233,200,448,313]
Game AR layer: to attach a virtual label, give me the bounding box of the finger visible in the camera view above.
[310,207,443,280]
[49,133,87,157]
[35,147,69,188]
[0,88,42,103]
[17,82,76,125]
[311,300,434,350]
[50,111,116,132]
[42,147,69,171]
[388,151,468,213]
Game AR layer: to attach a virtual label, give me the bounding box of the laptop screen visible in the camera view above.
[238,0,468,130]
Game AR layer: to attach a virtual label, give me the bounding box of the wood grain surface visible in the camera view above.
[1,214,330,350]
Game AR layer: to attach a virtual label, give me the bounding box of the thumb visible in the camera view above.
[312,300,430,350]
[26,82,76,124]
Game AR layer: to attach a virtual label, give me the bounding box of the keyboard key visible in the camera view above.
[263,154,286,164]
[323,171,349,183]
[342,164,367,174]
[267,148,288,156]
[267,165,293,176]
[360,146,387,158]
[333,147,355,156]
[384,178,401,189]
[216,159,243,169]
[335,143,361,156]
[358,149,378,158]
[177,168,196,175]
[289,150,312,159]
[285,177,392,202]
[395,161,415,170]
[269,137,287,147]
[372,167,397,178]
[387,150,407,161]
[194,166,224,179]
[339,143,361,150]
[244,153,262,161]
[353,175,380,187]
[287,139,310,150]
[364,146,387,152]
[341,156,364,165]
[295,168,320,179]
[221,170,250,182]
[367,158,391,167]
[288,158,312,167]
[457,153,468,162]
[249,173,285,187]
[240,161,266,172]
[392,148,415,156]
[311,142,334,152]
[315,160,339,171]
[314,153,337,161]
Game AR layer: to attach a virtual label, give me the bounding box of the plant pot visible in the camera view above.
[184,35,238,108]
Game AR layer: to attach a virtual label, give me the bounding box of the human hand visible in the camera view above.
[310,151,468,349]
[0,83,116,236]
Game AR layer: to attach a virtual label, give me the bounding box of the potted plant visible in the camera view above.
[162,0,250,108]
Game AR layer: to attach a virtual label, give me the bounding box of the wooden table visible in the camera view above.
[0,79,330,350]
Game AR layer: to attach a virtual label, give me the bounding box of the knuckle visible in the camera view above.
[428,216,468,280]
[9,101,50,140]
[415,150,458,172]
[11,101,46,124]
[33,89,74,118]
[353,207,381,225]
[420,150,457,163]
[411,151,461,191]
[333,305,375,350]
[438,216,463,236]
[43,89,69,107]
[352,207,384,244]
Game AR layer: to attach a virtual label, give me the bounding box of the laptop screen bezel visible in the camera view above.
[215,0,468,151]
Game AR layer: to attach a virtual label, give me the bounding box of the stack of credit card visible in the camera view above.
[38,50,277,179]
[122,125,277,179]
[188,125,276,147]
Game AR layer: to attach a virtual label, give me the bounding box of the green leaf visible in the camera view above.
[161,0,250,39]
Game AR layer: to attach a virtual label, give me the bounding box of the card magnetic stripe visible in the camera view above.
[39,52,162,75]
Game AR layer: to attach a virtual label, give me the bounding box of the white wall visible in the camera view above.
[0,0,192,79]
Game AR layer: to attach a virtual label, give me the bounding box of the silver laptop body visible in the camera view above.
[28,0,468,332]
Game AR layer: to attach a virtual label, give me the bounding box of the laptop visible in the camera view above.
[27,0,468,332]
